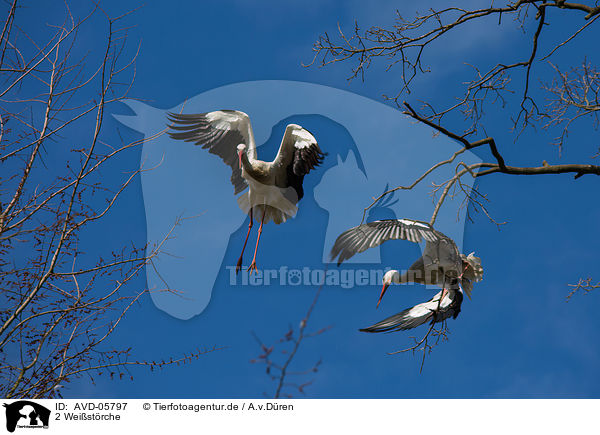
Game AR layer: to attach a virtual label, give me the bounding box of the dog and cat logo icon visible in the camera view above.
[3,401,50,432]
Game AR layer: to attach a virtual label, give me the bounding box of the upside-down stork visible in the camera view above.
[330,218,483,331]
[167,110,325,274]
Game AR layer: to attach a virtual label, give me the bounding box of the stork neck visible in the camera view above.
[240,149,252,167]
[240,151,261,179]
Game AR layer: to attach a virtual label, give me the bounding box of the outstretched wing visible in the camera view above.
[330,219,443,265]
[167,110,255,195]
[360,289,463,332]
[272,124,325,200]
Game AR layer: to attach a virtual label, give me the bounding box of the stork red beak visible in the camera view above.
[376,283,389,308]
[238,149,243,169]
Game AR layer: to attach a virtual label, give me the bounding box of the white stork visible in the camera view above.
[330,218,483,330]
[167,110,325,274]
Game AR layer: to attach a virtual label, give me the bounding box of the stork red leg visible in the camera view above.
[236,207,253,274]
[247,207,266,275]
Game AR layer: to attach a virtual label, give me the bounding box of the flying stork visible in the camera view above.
[330,218,483,330]
[167,110,325,274]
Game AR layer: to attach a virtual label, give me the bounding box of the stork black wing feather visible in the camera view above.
[292,143,326,176]
[286,142,326,200]
[167,112,248,195]
[360,288,463,333]
[359,308,431,332]
[330,219,442,265]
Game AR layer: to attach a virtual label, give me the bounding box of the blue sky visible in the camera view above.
[30,0,600,398]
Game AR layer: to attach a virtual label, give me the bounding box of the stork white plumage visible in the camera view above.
[330,218,483,330]
[167,110,325,274]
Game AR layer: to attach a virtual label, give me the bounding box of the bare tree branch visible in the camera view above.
[312,1,600,363]
[387,321,450,374]
[250,281,330,398]
[0,2,217,398]
[567,277,600,301]
[310,1,600,143]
